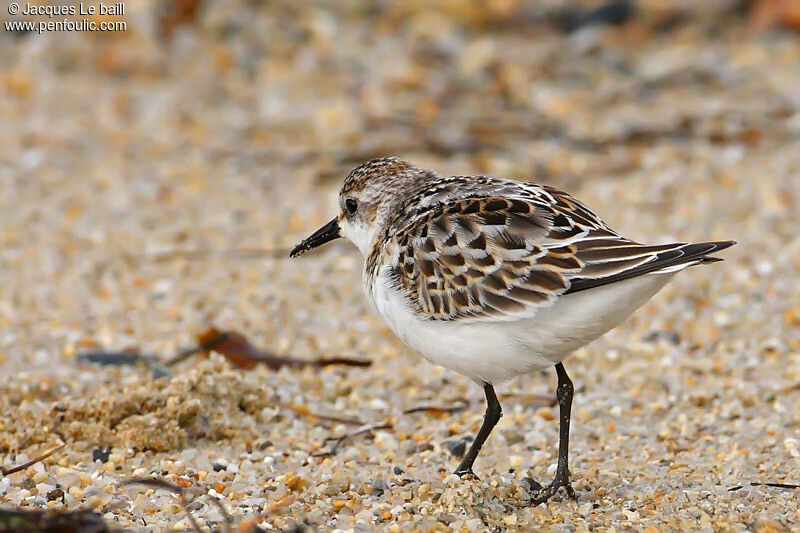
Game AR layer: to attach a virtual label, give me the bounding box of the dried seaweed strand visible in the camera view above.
[1,444,65,476]
[404,398,470,414]
[167,328,372,370]
[165,331,232,367]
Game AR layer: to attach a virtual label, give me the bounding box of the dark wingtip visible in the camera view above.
[566,238,737,293]
[693,240,736,265]
[707,240,737,253]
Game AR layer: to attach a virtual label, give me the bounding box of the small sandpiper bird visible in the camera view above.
[290,157,734,504]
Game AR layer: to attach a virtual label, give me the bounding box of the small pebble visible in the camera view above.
[92,448,111,463]
[371,478,390,495]
[442,439,467,458]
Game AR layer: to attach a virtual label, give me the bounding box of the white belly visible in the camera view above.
[368,269,677,384]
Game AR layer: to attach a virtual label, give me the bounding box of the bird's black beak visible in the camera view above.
[289,217,341,258]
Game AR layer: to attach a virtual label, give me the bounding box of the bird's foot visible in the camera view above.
[526,470,576,505]
[453,466,479,480]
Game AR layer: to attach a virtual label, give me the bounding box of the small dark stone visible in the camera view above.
[400,440,418,454]
[46,488,64,502]
[556,0,634,32]
[213,463,227,472]
[442,439,467,458]
[150,363,171,379]
[506,432,525,445]
[393,466,403,475]
[371,478,390,495]
[258,440,274,450]
[20,478,35,490]
[92,447,110,463]
[523,477,543,492]
[644,330,680,344]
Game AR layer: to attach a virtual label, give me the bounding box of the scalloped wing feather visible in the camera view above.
[372,180,733,322]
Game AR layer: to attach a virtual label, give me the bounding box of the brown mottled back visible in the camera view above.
[362,172,729,322]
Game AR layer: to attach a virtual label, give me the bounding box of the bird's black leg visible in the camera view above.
[531,363,577,504]
[454,382,502,477]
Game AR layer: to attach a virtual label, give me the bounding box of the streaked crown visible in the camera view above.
[337,157,434,254]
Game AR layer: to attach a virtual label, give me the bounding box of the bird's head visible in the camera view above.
[290,157,430,258]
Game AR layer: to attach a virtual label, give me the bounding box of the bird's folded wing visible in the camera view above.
[381,186,730,322]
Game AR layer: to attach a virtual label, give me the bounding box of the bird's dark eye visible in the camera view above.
[345,198,358,215]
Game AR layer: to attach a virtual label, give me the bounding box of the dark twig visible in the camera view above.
[77,350,171,379]
[1,444,65,476]
[751,482,800,490]
[404,398,470,415]
[313,422,393,457]
[163,346,205,367]
[728,481,800,492]
[307,357,372,368]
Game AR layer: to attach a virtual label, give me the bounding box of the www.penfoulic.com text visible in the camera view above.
[5,18,126,34]
[5,3,127,34]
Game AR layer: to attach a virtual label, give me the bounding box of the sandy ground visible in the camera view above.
[1,1,800,531]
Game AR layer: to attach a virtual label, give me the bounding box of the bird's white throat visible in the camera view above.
[339,217,380,257]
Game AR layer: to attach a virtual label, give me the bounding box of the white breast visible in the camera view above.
[367,266,678,384]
